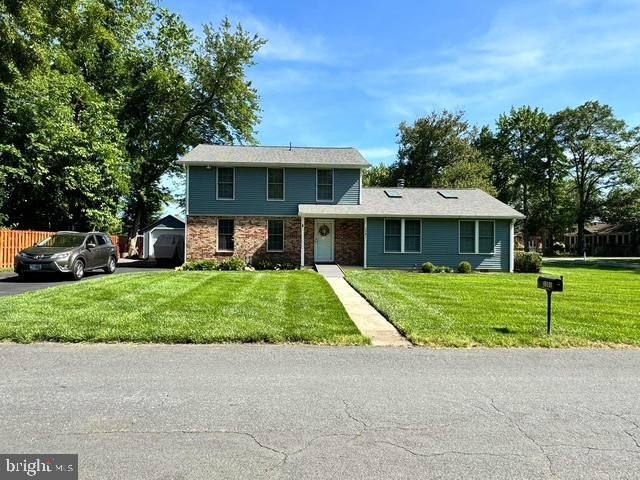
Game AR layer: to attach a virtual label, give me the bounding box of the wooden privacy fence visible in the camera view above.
[0,230,122,270]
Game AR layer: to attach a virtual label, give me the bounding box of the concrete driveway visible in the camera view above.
[0,345,638,479]
[0,260,171,296]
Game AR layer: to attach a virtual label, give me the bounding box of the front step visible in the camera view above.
[314,263,344,278]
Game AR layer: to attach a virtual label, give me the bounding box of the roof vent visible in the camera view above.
[397,178,405,188]
[384,189,402,198]
[437,190,458,199]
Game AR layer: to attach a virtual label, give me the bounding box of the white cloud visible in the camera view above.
[359,147,396,160]
[361,0,640,121]
[240,16,330,63]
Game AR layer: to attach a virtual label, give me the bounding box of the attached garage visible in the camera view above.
[142,214,185,263]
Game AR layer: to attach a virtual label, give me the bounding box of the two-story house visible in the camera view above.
[179,144,524,271]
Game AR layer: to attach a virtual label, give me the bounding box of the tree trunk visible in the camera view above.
[128,204,143,257]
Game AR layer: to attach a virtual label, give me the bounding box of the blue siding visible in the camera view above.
[188,166,360,215]
[366,218,511,271]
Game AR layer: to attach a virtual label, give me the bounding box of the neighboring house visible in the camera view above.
[142,214,185,260]
[564,223,638,256]
[178,145,524,271]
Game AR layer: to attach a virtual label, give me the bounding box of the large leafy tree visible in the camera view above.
[118,17,264,248]
[491,106,564,250]
[554,101,640,252]
[0,0,264,239]
[393,110,493,191]
[0,0,130,231]
[363,163,393,187]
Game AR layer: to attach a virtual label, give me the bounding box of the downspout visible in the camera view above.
[184,165,189,264]
[363,217,368,269]
[509,219,515,273]
[300,216,305,267]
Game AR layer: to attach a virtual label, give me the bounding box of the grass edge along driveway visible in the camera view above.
[0,270,368,345]
[345,263,640,348]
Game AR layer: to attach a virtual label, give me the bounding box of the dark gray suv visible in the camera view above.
[14,231,118,281]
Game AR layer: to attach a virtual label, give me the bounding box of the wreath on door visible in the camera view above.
[319,224,330,237]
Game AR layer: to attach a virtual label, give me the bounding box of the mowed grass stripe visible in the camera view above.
[0,271,367,345]
[346,264,640,347]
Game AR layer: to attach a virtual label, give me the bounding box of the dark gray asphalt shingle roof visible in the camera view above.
[299,188,525,219]
[177,144,370,168]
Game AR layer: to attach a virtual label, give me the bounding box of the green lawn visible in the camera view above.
[0,271,367,345]
[346,263,640,347]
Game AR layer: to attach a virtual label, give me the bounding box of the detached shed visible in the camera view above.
[142,214,185,260]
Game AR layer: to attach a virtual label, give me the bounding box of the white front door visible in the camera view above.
[314,219,334,263]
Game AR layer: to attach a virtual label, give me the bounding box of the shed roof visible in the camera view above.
[177,144,370,168]
[299,188,524,219]
[142,214,185,232]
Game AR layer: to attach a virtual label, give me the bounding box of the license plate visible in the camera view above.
[29,264,42,271]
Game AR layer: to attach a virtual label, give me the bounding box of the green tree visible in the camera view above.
[393,110,493,191]
[363,163,393,187]
[0,0,130,231]
[117,17,265,252]
[554,101,640,252]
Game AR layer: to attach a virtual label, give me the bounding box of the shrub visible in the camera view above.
[219,258,247,271]
[434,266,454,273]
[421,262,435,273]
[514,251,542,273]
[183,260,219,271]
[253,258,297,270]
[457,261,472,274]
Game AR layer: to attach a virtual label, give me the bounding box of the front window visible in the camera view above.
[459,221,476,254]
[384,220,402,253]
[217,168,234,200]
[267,220,284,252]
[459,220,495,254]
[404,220,421,253]
[267,169,284,201]
[316,169,333,202]
[384,219,421,253]
[218,219,234,251]
[37,234,85,248]
[478,221,494,254]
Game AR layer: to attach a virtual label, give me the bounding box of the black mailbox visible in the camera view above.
[537,275,564,334]
[537,276,563,292]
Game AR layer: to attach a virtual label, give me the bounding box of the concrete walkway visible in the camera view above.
[317,266,410,346]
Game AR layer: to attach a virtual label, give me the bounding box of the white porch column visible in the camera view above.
[363,217,368,269]
[509,219,515,273]
[300,217,305,267]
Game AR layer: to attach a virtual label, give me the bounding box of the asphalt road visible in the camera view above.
[0,261,170,296]
[0,345,638,479]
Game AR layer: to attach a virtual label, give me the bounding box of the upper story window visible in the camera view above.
[384,219,421,253]
[267,168,285,201]
[459,220,495,254]
[316,169,333,202]
[217,167,234,200]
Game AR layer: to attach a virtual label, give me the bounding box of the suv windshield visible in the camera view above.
[38,234,86,248]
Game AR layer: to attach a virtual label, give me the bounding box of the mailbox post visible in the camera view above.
[537,276,564,334]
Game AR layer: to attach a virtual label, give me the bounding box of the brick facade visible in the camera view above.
[187,216,363,266]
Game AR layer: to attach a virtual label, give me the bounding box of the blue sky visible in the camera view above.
[163,0,640,168]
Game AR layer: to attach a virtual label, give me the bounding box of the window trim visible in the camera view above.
[216,167,235,201]
[315,168,334,203]
[383,218,422,254]
[266,219,285,253]
[266,168,285,202]
[217,218,235,253]
[458,220,495,255]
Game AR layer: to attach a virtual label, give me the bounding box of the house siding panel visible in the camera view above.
[188,166,360,216]
[366,218,511,271]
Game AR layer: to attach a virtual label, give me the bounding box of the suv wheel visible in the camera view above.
[71,259,85,281]
[104,256,117,274]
